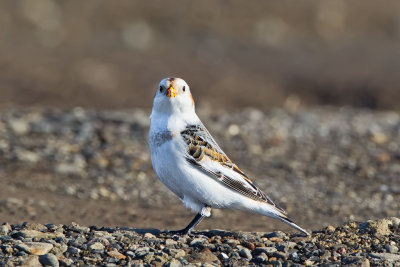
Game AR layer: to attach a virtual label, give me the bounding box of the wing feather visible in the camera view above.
[181,124,287,214]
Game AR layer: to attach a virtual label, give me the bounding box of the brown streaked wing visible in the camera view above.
[181,124,287,214]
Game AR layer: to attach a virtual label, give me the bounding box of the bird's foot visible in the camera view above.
[163,229,192,236]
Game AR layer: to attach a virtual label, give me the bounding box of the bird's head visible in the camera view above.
[152,77,195,115]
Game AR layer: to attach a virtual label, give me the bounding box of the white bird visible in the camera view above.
[149,77,309,235]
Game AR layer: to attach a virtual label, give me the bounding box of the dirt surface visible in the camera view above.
[1,107,399,235]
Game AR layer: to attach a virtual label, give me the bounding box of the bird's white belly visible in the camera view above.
[151,139,248,212]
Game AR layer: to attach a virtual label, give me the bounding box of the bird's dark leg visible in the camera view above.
[167,213,205,235]
[167,206,211,235]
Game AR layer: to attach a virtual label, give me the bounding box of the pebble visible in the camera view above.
[167,259,182,267]
[16,242,54,255]
[144,232,156,239]
[189,238,207,247]
[18,255,41,266]
[135,247,150,257]
[385,245,399,254]
[0,224,10,235]
[254,246,277,255]
[39,253,59,267]
[107,249,126,259]
[13,230,60,239]
[89,242,104,251]
[165,239,176,246]
[369,253,400,262]
[239,247,252,259]
[67,247,80,254]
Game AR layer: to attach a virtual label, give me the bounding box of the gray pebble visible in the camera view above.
[254,246,277,255]
[135,247,150,257]
[39,253,59,267]
[239,248,252,260]
[67,247,80,254]
[16,242,54,255]
[189,238,207,247]
[369,253,400,262]
[385,244,399,254]
[89,242,104,251]
[167,259,182,267]
[254,252,268,263]
[126,250,135,257]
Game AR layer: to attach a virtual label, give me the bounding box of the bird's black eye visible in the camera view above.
[183,86,186,92]
[159,86,163,92]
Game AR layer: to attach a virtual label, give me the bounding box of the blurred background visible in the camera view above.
[1,0,399,232]
[1,0,400,110]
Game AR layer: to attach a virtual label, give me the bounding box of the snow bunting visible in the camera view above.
[149,77,309,235]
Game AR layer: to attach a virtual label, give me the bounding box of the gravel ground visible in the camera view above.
[0,217,399,266]
[0,107,399,232]
[1,107,400,265]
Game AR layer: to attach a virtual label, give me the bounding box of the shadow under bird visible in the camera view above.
[148,77,309,235]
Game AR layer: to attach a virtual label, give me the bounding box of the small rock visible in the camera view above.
[226,239,240,247]
[1,244,13,254]
[254,246,277,255]
[326,225,336,233]
[144,232,156,239]
[10,119,29,135]
[337,247,347,255]
[384,244,398,254]
[265,231,286,239]
[167,259,182,267]
[174,249,185,258]
[0,223,11,235]
[269,237,283,243]
[375,219,392,236]
[369,253,400,262]
[241,241,255,250]
[107,249,126,259]
[13,230,60,239]
[18,255,41,266]
[59,257,73,266]
[360,258,370,267]
[67,247,80,254]
[289,251,299,261]
[254,252,268,263]
[22,222,48,232]
[272,251,288,260]
[189,238,207,247]
[239,248,252,260]
[125,251,135,257]
[371,132,388,144]
[165,239,176,246]
[69,222,90,233]
[89,242,104,251]
[135,247,150,257]
[39,253,59,267]
[268,260,282,267]
[304,259,315,266]
[185,248,219,264]
[16,242,54,255]
[218,252,229,260]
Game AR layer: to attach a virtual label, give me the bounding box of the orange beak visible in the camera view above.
[166,86,177,98]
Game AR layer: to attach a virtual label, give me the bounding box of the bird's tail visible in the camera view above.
[276,215,310,235]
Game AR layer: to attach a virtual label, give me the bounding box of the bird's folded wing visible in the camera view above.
[181,124,287,214]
